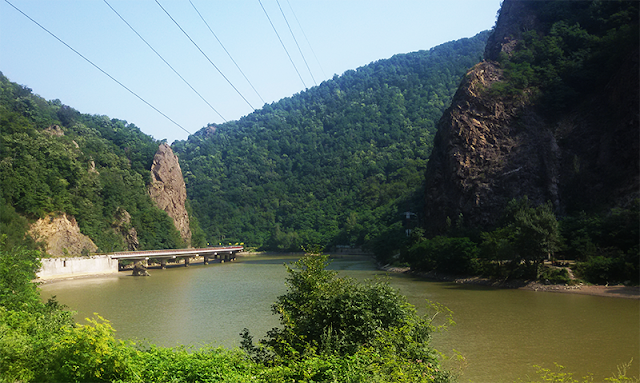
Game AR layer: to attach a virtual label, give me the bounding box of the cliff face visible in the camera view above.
[424,0,639,234]
[29,213,98,256]
[148,144,192,246]
[424,61,558,231]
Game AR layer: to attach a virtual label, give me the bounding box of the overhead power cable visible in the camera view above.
[257,0,307,89]
[103,0,226,122]
[189,0,265,105]
[4,0,192,135]
[276,0,316,86]
[155,0,255,110]
[286,0,327,80]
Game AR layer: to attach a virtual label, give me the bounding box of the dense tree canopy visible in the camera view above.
[0,73,189,252]
[173,31,490,250]
[491,0,639,113]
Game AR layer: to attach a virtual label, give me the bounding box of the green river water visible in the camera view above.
[40,253,639,382]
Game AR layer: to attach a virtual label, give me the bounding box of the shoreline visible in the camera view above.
[379,265,640,299]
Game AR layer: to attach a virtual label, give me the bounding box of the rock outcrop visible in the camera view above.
[148,144,192,246]
[132,262,150,276]
[112,207,139,251]
[28,213,98,256]
[424,0,639,235]
[424,60,566,231]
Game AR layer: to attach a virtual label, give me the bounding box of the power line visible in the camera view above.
[275,0,316,86]
[4,0,192,135]
[257,0,307,89]
[103,0,226,122]
[154,0,255,110]
[286,0,326,80]
[189,0,265,105]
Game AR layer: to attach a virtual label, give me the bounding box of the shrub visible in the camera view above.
[404,236,480,275]
[240,250,454,382]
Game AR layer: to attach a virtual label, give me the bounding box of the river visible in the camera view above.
[40,253,639,382]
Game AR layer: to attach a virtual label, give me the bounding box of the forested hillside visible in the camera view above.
[173,31,490,250]
[412,0,639,284]
[0,73,188,253]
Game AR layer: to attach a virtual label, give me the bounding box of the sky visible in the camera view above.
[1,0,502,144]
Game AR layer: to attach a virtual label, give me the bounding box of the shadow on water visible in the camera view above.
[237,253,375,267]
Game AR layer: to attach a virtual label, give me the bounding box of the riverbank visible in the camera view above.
[379,265,640,299]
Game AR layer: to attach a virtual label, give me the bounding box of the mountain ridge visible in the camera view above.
[173,31,491,250]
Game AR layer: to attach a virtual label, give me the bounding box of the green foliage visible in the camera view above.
[477,198,562,279]
[186,200,207,248]
[173,32,490,250]
[490,1,639,116]
[368,221,406,264]
[0,238,42,311]
[240,250,453,381]
[403,198,565,281]
[0,72,198,252]
[404,236,480,275]
[537,267,571,285]
[0,241,454,382]
[49,315,137,382]
[0,197,41,251]
[560,202,639,284]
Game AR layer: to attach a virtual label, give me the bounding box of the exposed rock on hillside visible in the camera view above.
[483,0,539,62]
[28,213,98,256]
[424,0,639,235]
[148,144,192,246]
[425,61,556,232]
[43,125,64,137]
[113,207,139,251]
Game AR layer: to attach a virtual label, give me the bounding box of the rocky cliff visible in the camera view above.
[424,0,639,234]
[28,213,98,256]
[148,144,192,246]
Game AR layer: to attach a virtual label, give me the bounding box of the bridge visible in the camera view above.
[110,246,243,269]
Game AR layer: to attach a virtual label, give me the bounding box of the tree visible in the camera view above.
[481,197,562,279]
[0,236,42,311]
[241,248,453,379]
[404,235,480,275]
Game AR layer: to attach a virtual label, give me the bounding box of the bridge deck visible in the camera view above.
[110,246,243,260]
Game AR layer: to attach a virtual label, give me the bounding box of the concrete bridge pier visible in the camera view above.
[203,255,208,265]
[184,257,190,267]
[161,259,167,269]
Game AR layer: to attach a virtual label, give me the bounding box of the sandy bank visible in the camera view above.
[378,266,639,299]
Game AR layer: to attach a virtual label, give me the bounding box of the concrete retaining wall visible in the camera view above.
[37,255,118,279]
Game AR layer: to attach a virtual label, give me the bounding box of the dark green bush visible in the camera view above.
[241,250,454,383]
[538,267,572,285]
[404,236,480,275]
[575,251,639,285]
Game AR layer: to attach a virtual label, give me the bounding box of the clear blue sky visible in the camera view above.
[1,0,501,144]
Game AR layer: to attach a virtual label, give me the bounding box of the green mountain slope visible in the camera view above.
[0,73,185,252]
[173,31,490,250]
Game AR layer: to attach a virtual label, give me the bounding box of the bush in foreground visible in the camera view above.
[1,243,455,382]
[241,248,455,382]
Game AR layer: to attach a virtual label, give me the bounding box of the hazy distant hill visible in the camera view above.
[173,31,490,250]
